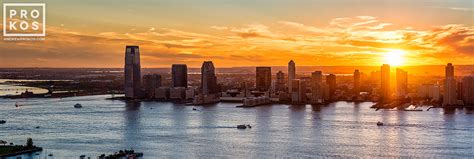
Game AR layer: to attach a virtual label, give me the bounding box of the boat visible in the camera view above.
[237,125,247,129]
[74,103,82,108]
[192,108,198,111]
[377,121,384,126]
[404,109,423,111]
[0,120,6,124]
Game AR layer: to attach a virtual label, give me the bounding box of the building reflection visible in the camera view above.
[123,101,142,149]
[311,105,321,112]
[443,108,456,114]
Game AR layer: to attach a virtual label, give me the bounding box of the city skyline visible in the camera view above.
[0,0,473,67]
[1,1,473,158]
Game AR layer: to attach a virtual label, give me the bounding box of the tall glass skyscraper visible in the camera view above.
[381,64,390,102]
[396,68,408,98]
[311,71,323,103]
[276,71,285,92]
[256,67,272,91]
[326,74,336,101]
[201,61,218,95]
[124,45,141,98]
[288,60,296,93]
[443,63,457,106]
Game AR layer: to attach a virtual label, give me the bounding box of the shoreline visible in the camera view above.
[2,92,473,110]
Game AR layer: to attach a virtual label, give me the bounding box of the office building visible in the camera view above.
[381,64,390,102]
[396,68,408,98]
[172,64,188,88]
[353,70,360,96]
[311,71,324,104]
[124,45,141,98]
[326,74,336,101]
[201,61,218,95]
[443,63,457,106]
[288,60,296,93]
[256,67,272,91]
[462,76,474,105]
[291,79,303,103]
[276,71,285,92]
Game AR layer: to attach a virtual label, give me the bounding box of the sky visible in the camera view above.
[0,0,473,68]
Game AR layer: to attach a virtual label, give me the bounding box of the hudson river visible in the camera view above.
[0,95,473,158]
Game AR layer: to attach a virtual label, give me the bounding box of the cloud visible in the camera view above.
[210,26,228,30]
[448,7,473,11]
[1,16,473,67]
[433,25,474,55]
[278,21,326,34]
[228,24,274,39]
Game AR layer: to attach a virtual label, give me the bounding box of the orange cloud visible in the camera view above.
[1,16,473,68]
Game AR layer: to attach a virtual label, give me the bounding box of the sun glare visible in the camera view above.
[384,49,405,66]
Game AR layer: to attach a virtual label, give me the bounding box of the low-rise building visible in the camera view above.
[170,87,186,100]
[155,87,170,99]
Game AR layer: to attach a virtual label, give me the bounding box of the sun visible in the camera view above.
[384,49,405,66]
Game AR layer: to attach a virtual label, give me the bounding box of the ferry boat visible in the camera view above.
[377,121,384,126]
[237,124,252,129]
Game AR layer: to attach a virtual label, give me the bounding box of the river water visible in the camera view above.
[0,95,473,158]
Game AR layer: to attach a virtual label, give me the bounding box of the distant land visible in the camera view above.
[1,65,473,76]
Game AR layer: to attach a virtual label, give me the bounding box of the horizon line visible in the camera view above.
[1,64,473,69]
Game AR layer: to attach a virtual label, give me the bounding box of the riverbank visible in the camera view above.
[0,146,43,157]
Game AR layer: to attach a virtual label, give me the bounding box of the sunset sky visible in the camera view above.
[0,0,473,68]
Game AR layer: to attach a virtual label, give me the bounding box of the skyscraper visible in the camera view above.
[353,70,360,96]
[124,45,141,98]
[256,67,272,91]
[311,71,323,104]
[276,71,285,92]
[201,61,218,95]
[291,79,302,103]
[326,74,336,101]
[443,63,457,106]
[171,64,188,88]
[381,64,390,102]
[462,76,474,106]
[396,68,408,98]
[288,60,296,93]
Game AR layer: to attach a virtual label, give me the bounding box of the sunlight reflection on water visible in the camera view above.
[0,95,473,158]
